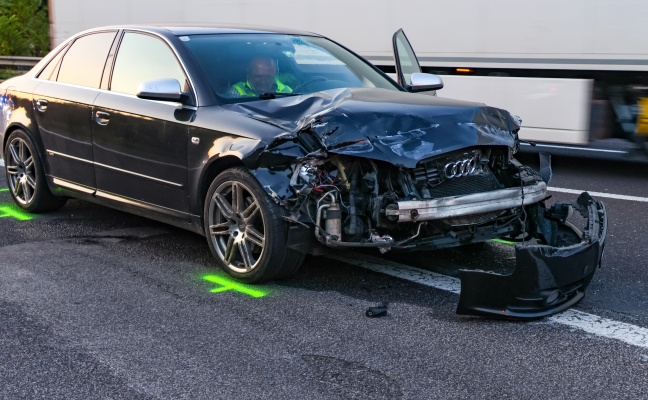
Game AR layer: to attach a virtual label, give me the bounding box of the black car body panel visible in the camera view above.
[0,24,608,320]
[230,88,517,168]
[457,192,607,318]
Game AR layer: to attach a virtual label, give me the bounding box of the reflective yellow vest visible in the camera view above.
[232,79,292,96]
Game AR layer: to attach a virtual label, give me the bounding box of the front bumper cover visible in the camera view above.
[457,192,607,319]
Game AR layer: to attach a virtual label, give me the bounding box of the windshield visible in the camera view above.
[180,33,401,102]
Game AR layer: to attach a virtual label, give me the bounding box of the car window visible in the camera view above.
[37,44,69,81]
[111,32,188,96]
[180,33,400,103]
[56,32,117,88]
[394,31,421,87]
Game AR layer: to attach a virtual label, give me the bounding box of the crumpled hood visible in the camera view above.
[225,87,519,168]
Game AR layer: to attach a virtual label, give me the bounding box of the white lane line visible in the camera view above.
[327,251,648,349]
[0,158,4,167]
[549,186,648,202]
[327,252,460,294]
[549,310,648,349]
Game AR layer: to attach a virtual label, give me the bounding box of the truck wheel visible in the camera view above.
[204,167,304,283]
[4,130,67,212]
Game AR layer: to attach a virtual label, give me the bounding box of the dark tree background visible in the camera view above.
[0,0,49,56]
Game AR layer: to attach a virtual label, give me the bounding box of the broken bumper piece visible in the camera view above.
[457,192,607,319]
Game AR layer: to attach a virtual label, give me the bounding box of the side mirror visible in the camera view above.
[409,73,444,92]
[136,78,185,102]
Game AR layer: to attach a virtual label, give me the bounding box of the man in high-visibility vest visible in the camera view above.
[229,56,292,97]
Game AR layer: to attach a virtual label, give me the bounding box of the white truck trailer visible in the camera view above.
[49,0,648,159]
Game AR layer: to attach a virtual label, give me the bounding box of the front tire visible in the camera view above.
[4,130,67,212]
[203,167,304,283]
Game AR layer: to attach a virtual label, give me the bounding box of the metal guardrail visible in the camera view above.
[0,56,42,68]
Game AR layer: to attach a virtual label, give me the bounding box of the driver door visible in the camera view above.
[392,29,443,94]
[92,31,192,217]
[392,29,423,89]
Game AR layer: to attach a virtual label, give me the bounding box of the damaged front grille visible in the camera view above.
[428,172,501,198]
[413,163,442,185]
[413,149,502,198]
[414,149,483,185]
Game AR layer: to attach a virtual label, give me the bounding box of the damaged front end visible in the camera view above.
[241,88,607,319]
[259,149,607,319]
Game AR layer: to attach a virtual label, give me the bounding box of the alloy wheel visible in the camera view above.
[208,180,266,273]
[5,137,36,205]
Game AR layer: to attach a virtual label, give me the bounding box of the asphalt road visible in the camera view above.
[1,155,648,399]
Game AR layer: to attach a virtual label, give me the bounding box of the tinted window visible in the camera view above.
[57,32,117,88]
[394,31,421,87]
[111,32,187,96]
[37,44,69,81]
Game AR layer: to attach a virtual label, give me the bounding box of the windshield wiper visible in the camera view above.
[259,92,301,100]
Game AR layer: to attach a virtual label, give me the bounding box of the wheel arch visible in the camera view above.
[196,155,246,218]
[2,124,22,159]
[2,88,47,167]
[3,123,48,172]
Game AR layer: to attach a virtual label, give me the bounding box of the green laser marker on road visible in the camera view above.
[0,204,34,221]
[491,238,516,245]
[201,274,269,298]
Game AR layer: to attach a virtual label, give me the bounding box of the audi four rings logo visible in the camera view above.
[443,156,479,178]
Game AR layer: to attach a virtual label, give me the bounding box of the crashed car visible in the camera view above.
[0,25,606,318]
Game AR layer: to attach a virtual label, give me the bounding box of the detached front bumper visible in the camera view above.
[457,192,607,319]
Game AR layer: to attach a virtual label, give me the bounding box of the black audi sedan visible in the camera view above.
[0,25,606,318]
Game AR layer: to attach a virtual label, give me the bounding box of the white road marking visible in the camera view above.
[326,252,461,294]
[0,158,4,167]
[549,310,648,349]
[549,186,648,202]
[327,251,648,349]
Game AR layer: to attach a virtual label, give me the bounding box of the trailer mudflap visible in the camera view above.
[457,192,607,319]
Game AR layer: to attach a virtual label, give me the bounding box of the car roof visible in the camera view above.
[82,24,321,38]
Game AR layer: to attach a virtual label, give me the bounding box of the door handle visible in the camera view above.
[95,111,110,126]
[35,99,48,112]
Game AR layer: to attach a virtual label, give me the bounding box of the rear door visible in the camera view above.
[32,31,118,191]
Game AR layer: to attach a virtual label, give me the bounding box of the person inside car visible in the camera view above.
[228,56,293,97]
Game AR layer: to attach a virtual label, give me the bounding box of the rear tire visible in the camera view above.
[4,130,67,212]
[203,167,304,283]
